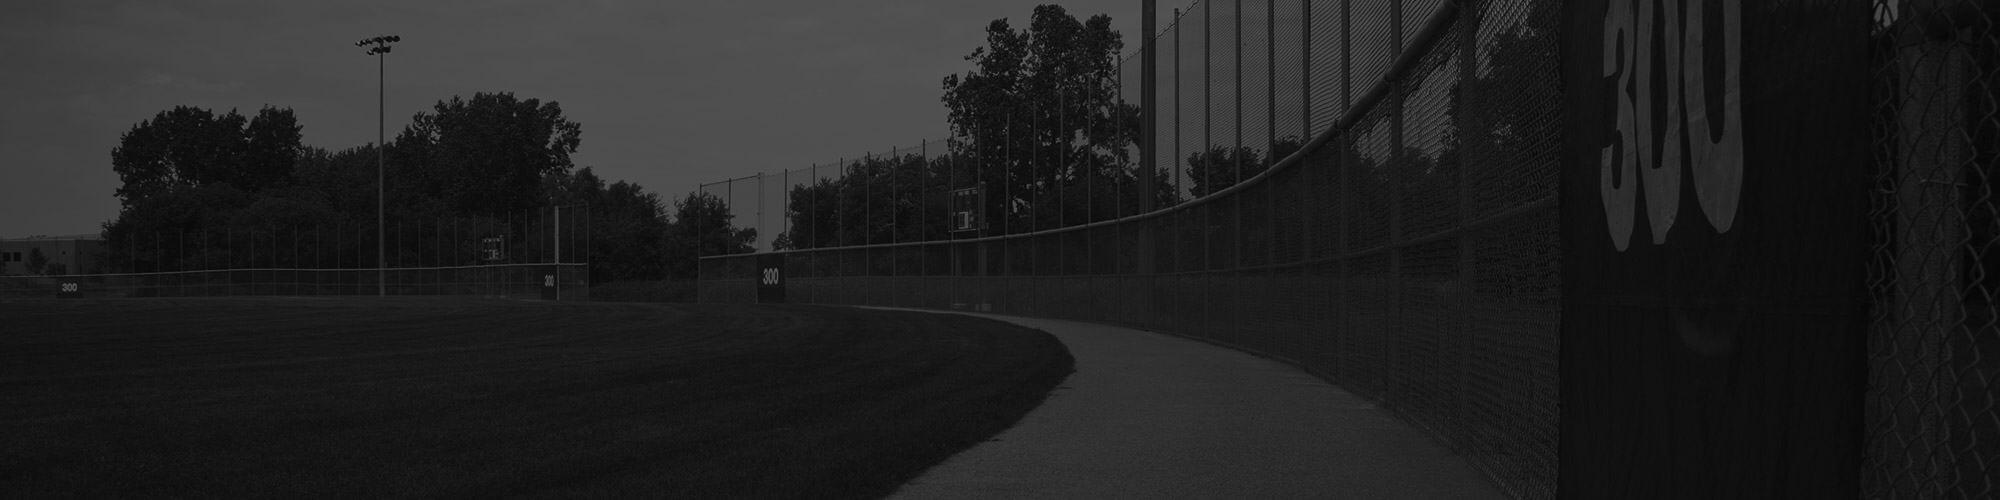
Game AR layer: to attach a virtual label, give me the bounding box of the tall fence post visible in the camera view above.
[1234,0,1246,276]
[1175,7,1185,208]
[811,162,818,250]
[1454,0,1480,451]
[1301,0,1314,263]
[756,172,764,252]
[1890,21,1973,491]
[1141,0,1158,218]
[1136,0,1158,276]
[1172,7,1183,274]
[554,205,561,301]
[783,167,790,249]
[1266,0,1278,268]
[835,158,843,255]
[921,139,929,245]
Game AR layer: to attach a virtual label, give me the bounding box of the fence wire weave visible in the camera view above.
[698,1,1562,497]
[1868,0,2000,497]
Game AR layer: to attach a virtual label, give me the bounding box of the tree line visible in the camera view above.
[92,2,1558,281]
[99,92,754,281]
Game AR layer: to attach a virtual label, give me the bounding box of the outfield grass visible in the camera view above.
[0,297,1073,498]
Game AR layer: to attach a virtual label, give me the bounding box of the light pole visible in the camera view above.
[357,35,399,296]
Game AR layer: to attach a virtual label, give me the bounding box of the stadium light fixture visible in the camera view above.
[358,34,399,296]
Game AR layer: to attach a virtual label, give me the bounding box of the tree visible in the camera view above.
[941,4,1140,236]
[294,145,383,227]
[111,105,303,207]
[1183,136,1306,199]
[391,92,583,216]
[666,191,756,280]
[25,248,47,276]
[544,167,672,282]
[778,151,953,250]
[1449,2,1559,218]
[96,89,632,282]
[235,107,304,193]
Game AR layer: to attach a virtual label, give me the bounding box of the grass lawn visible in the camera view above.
[0,297,1073,498]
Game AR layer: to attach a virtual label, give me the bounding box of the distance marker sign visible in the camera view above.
[757,253,785,303]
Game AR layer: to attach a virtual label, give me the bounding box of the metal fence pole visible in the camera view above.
[1893,26,1974,489]
[865,151,874,275]
[1385,0,1405,405]
[757,172,764,252]
[860,155,869,273]
[1140,0,1158,219]
[1266,0,1278,267]
[1454,0,1481,444]
[891,146,899,248]
[294,227,300,295]
[1235,0,1245,274]
[1301,0,1313,262]
[809,163,817,250]
[1033,97,1044,278]
[1205,0,1214,277]
[921,140,928,244]
[1089,89,1099,226]
[178,231,186,295]
[1169,7,1182,276]
[1337,0,1353,382]
[783,167,790,248]
[1175,6,1184,203]
[836,158,844,250]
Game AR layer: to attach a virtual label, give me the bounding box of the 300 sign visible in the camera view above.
[60,283,79,293]
[1599,0,1743,251]
[760,268,782,286]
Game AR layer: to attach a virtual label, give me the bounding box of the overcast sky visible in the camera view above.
[0,0,1151,238]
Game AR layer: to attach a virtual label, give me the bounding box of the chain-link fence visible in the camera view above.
[0,205,591,300]
[697,1,1563,497]
[1868,0,2000,497]
[692,0,2000,497]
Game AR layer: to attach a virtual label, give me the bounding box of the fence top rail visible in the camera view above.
[701,0,1464,262]
[0,262,590,279]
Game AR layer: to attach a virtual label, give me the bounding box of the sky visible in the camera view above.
[0,0,1152,239]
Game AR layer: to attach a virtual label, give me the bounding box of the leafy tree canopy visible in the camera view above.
[666,191,755,280]
[391,92,583,216]
[941,4,1154,235]
[111,105,302,206]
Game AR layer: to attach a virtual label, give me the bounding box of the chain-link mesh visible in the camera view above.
[697,1,1560,497]
[1867,0,2000,497]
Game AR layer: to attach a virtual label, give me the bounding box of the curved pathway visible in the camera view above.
[883,310,1507,499]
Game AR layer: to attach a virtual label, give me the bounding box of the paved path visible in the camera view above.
[881,310,1507,499]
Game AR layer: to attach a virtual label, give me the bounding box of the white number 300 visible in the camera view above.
[760,268,781,286]
[60,283,78,293]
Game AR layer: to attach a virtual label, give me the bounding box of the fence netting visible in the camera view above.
[699,1,1563,497]
[1868,0,2000,497]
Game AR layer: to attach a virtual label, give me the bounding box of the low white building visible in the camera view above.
[1,234,104,276]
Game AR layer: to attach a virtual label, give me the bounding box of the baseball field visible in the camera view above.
[0,297,1073,497]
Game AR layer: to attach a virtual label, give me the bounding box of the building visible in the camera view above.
[1,234,105,276]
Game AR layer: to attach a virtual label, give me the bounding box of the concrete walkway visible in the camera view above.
[882,310,1507,499]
